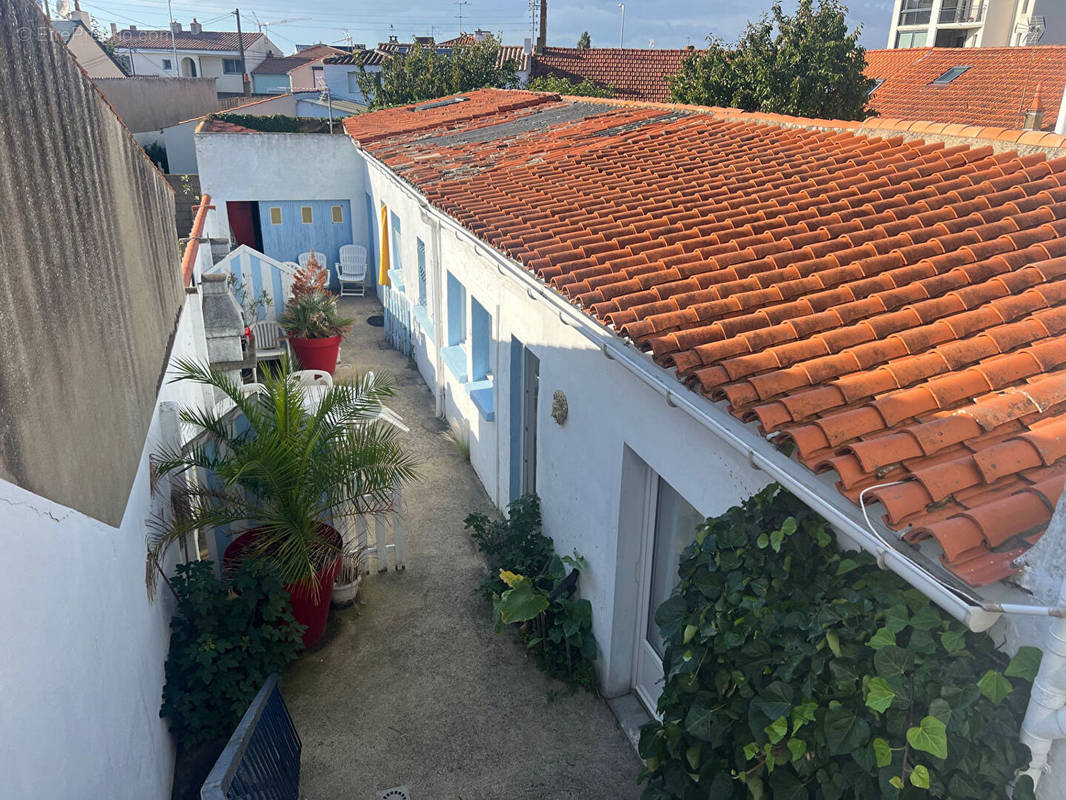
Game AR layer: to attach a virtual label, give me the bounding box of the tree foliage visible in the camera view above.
[357,36,518,109]
[160,560,304,749]
[668,0,875,121]
[639,485,1037,800]
[527,74,613,98]
[577,31,592,49]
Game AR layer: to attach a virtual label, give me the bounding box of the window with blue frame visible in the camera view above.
[442,271,467,382]
[471,298,490,381]
[447,272,466,346]
[416,238,428,306]
[390,211,402,271]
[411,237,433,341]
[468,298,494,420]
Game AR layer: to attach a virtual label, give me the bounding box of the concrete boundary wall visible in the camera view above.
[94,76,222,131]
[0,0,184,526]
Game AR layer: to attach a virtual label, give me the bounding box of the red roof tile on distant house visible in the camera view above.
[111,28,264,53]
[865,46,1066,131]
[530,47,693,101]
[252,56,312,75]
[347,88,1066,588]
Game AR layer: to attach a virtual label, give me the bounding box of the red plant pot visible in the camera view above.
[223,525,343,649]
[289,335,343,374]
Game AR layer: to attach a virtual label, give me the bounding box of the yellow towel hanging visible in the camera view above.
[379,204,391,286]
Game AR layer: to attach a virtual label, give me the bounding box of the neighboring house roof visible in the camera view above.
[325,41,529,72]
[324,50,391,67]
[51,18,129,76]
[252,56,312,75]
[865,46,1066,131]
[345,88,1066,589]
[293,44,346,60]
[530,47,694,101]
[111,29,264,53]
[51,19,81,44]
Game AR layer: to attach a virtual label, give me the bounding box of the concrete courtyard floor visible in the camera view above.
[284,295,642,800]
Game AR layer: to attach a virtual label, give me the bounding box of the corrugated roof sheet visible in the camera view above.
[346,88,1066,588]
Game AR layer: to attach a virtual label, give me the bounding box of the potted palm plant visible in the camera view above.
[281,255,353,374]
[148,358,417,649]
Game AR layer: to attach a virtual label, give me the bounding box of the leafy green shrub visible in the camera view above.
[467,494,598,689]
[527,74,614,98]
[209,113,342,133]
[466,494,554,599]
[494,553,598,689]
[638,485,1039,800]
[160,560,304,749]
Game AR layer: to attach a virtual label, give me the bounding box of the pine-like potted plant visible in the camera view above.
[280,255,353,374]
[148,358,417,648]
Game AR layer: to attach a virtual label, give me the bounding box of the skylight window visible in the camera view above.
[932,66,970,85]
[411,96,468,112]
[869,78,885,95]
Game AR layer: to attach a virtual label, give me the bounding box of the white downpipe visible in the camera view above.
[1020,585,1066,791]
[361,150,1066,792]
[1056,85,1066,135]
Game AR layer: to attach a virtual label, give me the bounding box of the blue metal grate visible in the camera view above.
[201,675,301,800]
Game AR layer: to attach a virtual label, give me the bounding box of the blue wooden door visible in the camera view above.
[258,200,354,289]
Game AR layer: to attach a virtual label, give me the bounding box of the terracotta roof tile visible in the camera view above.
[348,88,1066,589]
[530,47,693,102]
[865,46,1066,132]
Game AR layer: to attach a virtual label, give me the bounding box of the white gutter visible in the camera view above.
[359,147,1066,790]
[1056,85,1066,135]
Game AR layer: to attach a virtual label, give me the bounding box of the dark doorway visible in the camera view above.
[226,201,263,250]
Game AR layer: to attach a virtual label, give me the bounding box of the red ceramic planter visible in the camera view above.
[224,525,343,649]
[289,335,342,374]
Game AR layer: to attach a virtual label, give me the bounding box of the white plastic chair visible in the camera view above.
[292,369,333,388]
[251,320,288,380]
[335,244,368,297]
[298,251,328,270]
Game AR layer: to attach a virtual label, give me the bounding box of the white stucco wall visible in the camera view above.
[322,62,379,104]
[361,160,769,696]
[195,131,367,249]
[0,293,208,800]
[163,94,298,175]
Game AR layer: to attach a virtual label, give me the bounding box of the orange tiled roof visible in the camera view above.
[345,88,1066,588]
[865,46,1066,132]
[530,47,693,102]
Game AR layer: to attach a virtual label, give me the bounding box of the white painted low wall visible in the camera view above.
[195,130,366,250]
[0,293,209,800]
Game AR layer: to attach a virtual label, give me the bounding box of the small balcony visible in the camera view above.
[938,0,984,25]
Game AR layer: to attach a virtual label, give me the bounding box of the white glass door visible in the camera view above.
[633,476,704,714]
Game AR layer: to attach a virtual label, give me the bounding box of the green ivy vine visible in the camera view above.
[638,485,1040,800]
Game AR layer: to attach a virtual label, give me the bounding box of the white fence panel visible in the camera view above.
[204,245,298,324]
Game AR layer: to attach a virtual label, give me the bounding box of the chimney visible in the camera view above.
[523,37,532,56]
[474,28,489,42]
[110,22,117,36]
[200,274,246,368]
[128,25,136,32]
[170,21,182,34]
[1024,82,1046,131]
[537,0,547,52]
[190,18,202,35]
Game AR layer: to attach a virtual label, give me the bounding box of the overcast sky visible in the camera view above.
[80,0,896,53]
